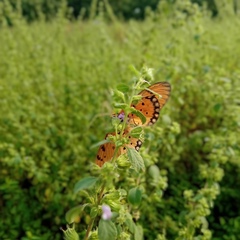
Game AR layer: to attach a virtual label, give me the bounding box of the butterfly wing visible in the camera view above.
[95,130,142,167]
[128,82,171,126]
[96,141,119,167]
[120,134,142,154]
[129,95,160,126]
[140,82,171,109]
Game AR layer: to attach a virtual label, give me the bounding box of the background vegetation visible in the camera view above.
[0,0,240,239]
[1,0,238,22]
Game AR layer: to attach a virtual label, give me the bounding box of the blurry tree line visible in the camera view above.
[0,0,239,23]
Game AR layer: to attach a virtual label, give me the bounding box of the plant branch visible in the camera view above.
[84,184,106,240]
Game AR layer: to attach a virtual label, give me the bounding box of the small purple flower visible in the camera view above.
[117,112,125,122]
[102,204,112,220]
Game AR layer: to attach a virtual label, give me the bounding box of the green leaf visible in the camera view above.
[134,224,143,240]
[128,187,142,206]
[91,139,110,149]
[62,224,79,240]
[116,84,130,93]
[129,65,140,76]
[132,95,143,103]
[65,204,88,223]
[148,165,160,179]
[127,148,145,172]
[113,102,128,108]
[111,116,122,127]
[98,219,117,240]
[213,103,222,112]
[74,177,98,193]
[116,224,122,236]
[130,127,143,138]
[130,108,146,124]
[125,213,136,234]
[113,89,125,102]
[90,206,99,218]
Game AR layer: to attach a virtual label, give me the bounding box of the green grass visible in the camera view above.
[0,1,240,239]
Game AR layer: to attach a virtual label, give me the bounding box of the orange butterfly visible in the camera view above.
[118,82,171,126]
[95,82,171,167]
[96,129,142,167]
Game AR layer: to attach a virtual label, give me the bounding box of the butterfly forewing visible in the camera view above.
[96,141,119,167]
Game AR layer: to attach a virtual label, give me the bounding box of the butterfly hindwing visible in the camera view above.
[120,134,142,154]
[127,82,171,126]
[95,130,142,167]
[130,95,161,126]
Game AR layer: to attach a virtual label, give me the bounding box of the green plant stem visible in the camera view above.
[112,80,141,165]
[84,184,106,240]
[84,218,95,240]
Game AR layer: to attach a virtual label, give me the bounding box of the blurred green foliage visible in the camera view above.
[0,0,240,239]
[0,0,238,23]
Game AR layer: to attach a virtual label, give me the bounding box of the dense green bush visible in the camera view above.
[0,0,240,239]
